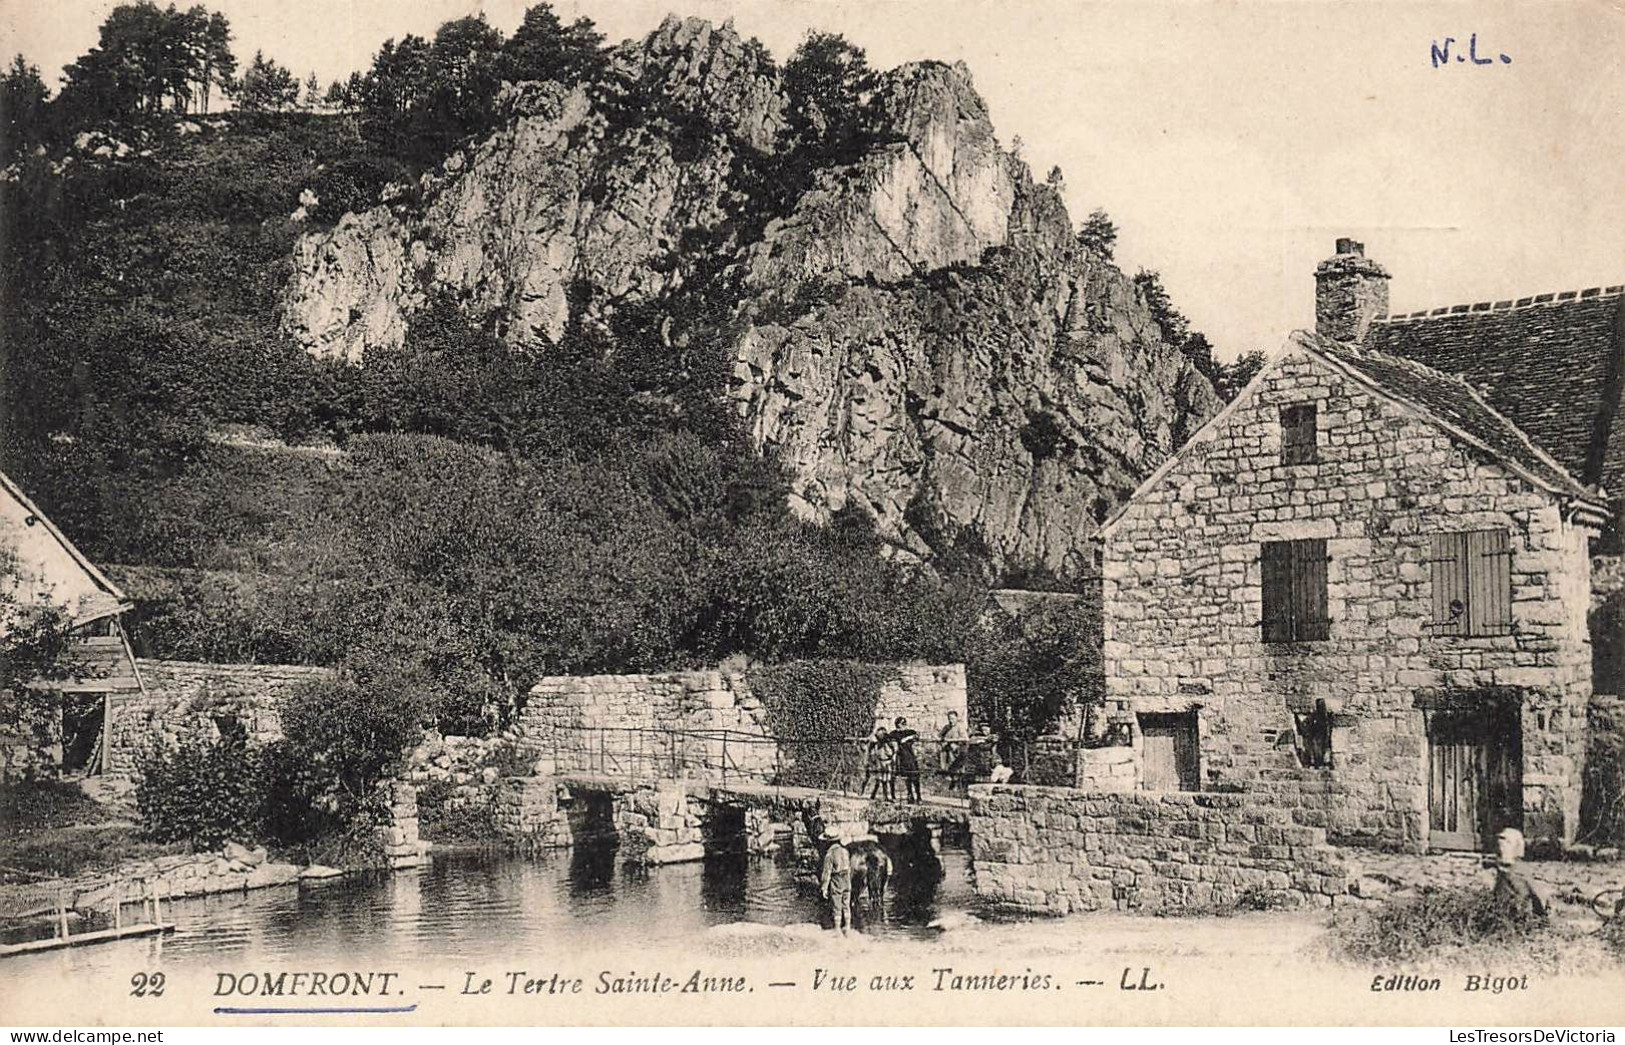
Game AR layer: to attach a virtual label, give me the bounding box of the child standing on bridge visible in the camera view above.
[863,724,895,800]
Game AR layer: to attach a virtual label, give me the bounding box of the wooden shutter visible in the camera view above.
[1467,529,1512,635]
[1430,533,1469,636]
[1261,541,1293,642]
[1281,404,1317,465]
[1294,539,1329,640]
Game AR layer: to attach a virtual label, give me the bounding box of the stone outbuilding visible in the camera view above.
[1,468,145,778]
[1099,322,1608,853]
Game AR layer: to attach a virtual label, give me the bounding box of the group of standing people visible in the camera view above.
[860,716,922,801]
[859,711,1010,800]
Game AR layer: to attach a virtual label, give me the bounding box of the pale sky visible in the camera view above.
[3,0,1622,360]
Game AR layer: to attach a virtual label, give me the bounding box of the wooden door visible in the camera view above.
[1139,712,1199,791]
[1427,706,1521,851]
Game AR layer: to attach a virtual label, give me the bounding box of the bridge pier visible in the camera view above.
[612,783,708,865]
[495,771,970,878]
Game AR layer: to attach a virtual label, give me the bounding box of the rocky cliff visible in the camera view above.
[281,15,1220,578]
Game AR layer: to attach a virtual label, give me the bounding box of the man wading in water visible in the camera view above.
[820,830,853,936]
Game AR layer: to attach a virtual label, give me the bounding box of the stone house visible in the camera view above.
[1324,242,1625,697]
[1099,269,1610,851]
[1,468,145,778]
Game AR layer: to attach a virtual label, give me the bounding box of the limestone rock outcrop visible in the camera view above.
[742,61,1018,291]
[279,18,1220,575]
[733,244,1219,573]
[283,78,738,359]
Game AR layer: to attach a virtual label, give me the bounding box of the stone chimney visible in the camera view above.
[1315,238,1390,342]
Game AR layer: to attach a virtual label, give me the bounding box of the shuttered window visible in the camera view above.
[1261,538,1329,642]
[1281,404,1318,465]
[1428,530,1512,636]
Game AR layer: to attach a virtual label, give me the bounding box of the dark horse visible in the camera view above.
[848,839,892,920]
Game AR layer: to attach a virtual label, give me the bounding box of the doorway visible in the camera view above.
[1426,703,1522,851]
[60,694,105,776]
[1138,711,1200,792]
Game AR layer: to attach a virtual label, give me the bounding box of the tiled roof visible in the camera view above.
[1365,288,1623,503]
[1303,333,1603,505]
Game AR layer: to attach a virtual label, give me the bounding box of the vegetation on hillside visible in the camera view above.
[1,3,1173,770]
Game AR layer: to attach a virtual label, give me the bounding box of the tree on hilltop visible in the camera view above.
[1,55,50,165]
[58,2,235,121]
[501,2,606,85]
[1215,350,1268,401]
[783,31,873,160]
[1077,208,1117,260]
[1133,269,1189,347]
[236,50,300,111]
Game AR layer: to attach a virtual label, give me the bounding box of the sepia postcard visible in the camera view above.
[1,0,1623,1030]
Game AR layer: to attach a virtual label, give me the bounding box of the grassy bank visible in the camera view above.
[0,780,183,882]
[1325,884,1623,971]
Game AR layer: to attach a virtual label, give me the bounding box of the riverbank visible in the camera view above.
[0,779,180,882]
[0,778,364,944]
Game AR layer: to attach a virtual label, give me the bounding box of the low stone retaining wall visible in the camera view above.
[0,844,303,924]
[1346,849,1623,904]
[404,729,525,787]
[968,785,1351,914]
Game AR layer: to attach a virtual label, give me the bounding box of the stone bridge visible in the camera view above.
[494,769,970,867]
[491,667,974,866]
[476,667,1360,913]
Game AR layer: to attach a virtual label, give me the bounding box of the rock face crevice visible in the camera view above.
[280,16,1220,577]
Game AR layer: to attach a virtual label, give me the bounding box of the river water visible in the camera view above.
[5,842,977,980]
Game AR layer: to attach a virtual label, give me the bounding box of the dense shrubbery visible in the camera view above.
[132,672,424,857]
[966,596,1103,743]
[415,780,503,846]
[278,673,426,809]
[135,734,267,850]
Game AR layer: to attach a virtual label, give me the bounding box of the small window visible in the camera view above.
[1281,404,1317,464]
[1293,700,1333,768]
[1428,530,1512,636]
[1261,538,1329,642]
[212,713,247,745]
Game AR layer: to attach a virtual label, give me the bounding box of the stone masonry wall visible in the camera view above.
[873,664,967,737]
[107,660,334,776]
[968,785,1350,914]
[517,665,966,786]
[518,671,779,783]
[1103,345,1597,851]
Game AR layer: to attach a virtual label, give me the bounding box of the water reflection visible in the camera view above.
[4,842,974,982]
